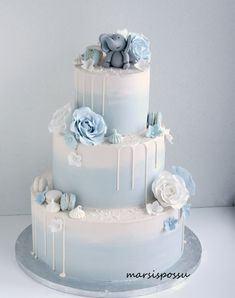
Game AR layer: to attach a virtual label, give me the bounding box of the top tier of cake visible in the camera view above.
[74,29,151,135]
[74,66,150,135]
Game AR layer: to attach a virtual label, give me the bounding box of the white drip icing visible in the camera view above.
[131,145,135,190]
[52,232,55,271]
[34,206,38,259]
[181,211,185,252]
[44,212,47,256]
[59,218,66,278]
[144,143,148,204]
[155,141,158,168]
[102,76,106,116]
[116,148,121,191]
[75,67,79,107]
[91,77,94,110]
[82,74,85,106]
[31,200,35,256]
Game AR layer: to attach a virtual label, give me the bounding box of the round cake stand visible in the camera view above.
[15,225,201,297]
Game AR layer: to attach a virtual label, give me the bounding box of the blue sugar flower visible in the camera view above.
[172,166,196,196]
[182,203,191,218]
[70,107,107,145]
[163,217,178,232]
[64,132,78,150]
[129,33,151,62]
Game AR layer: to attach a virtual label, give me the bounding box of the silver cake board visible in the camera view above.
[15,225,201,297]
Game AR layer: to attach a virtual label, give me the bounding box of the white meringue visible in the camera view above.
[69,205,86,219]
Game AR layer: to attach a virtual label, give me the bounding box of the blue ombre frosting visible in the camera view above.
[52,133,166,209]
[74,66,150,135]
[64,133,78,150]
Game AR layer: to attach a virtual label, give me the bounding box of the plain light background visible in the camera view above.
[0,0,235,215]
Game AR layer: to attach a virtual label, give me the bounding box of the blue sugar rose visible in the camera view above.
[129,34,151,62]
[70,107,107,145]
[172,166,196,196]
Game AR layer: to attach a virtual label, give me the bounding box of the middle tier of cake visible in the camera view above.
[52,134,165,209]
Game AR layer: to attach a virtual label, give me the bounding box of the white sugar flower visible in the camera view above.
[152,171,189,209]
[68,152,82,167]
[48,103,72,134]
[146,201,164,215]
[48,218,63,233]
[161,126,173,144]
[135,59,149,71]
[81,58,95,71]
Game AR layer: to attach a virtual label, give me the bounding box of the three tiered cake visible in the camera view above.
[29,29,196,291]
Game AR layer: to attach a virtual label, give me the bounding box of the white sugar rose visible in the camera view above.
[152,171,189,209]
[48,103,72,134]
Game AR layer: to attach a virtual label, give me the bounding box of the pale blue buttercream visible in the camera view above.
[53,153,164,208]
[35,220,183,282]
[76,93,149,135]
[64,132,78,150]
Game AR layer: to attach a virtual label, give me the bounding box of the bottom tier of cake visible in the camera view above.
[31,191,184,282]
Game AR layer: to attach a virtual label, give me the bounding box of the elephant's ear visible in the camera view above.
[124,34,132,54]
[99,34,111,53]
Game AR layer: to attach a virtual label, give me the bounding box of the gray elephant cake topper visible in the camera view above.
[99,33,132,69]
[78,30,151,71]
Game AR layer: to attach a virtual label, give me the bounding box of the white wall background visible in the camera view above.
[0,0,234,215]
